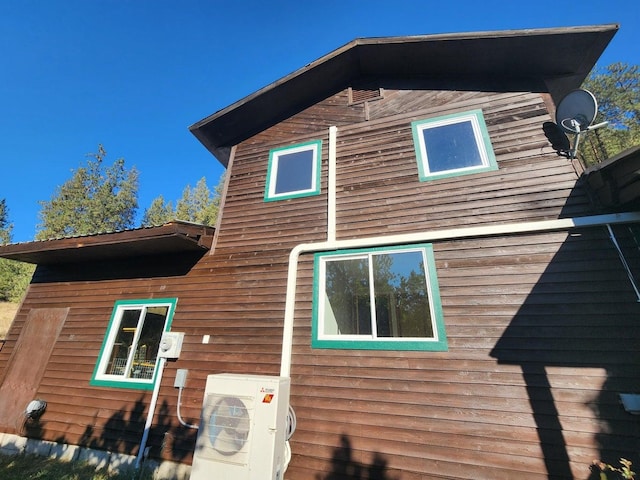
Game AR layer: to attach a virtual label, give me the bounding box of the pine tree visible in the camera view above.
[36,145,139,240]
[143,175,223,228]
[175,177,220,226]
[579,63,640,166]
[0,199,11,245]
[0,199,34,302]
[141,195,174,227]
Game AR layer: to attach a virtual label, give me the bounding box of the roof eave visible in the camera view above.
[0,221,215,265]
[189,24,618,166]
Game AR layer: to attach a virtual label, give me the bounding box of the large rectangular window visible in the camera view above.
[264,140,322,201]
[412,109,497,181]
[90,298,177,390]
[312,244,447,351]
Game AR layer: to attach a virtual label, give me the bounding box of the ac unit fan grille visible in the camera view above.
[199,394,254,466]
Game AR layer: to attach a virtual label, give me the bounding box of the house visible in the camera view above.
[1,24,639,479]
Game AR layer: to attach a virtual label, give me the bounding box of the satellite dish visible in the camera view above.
[544,88,608,159]
[556,89,598,134]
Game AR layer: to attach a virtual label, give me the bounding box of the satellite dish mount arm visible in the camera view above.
[566,121,609,159]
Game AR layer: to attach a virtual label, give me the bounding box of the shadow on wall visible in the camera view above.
[22,396,198,463]
[32,251,208,283]
[490,205,640,476]
[316,434,400,480]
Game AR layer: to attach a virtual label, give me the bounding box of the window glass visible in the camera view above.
[372,251,433,338]
[314,245,447,351]
[265,140,322,201]
[91,299,176,389]
[412,109,497,181]
[324,257,371,335]
[274,149,314,195]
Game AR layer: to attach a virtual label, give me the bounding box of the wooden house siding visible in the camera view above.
[334,91,590,238]
[285,228,640,479]
[0,83,636,476]
[0,252,218,462]
[184,85,638,478]
[1,25,636,479]
[229,89,591,237]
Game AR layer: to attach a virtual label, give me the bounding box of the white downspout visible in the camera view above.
[281,126,336,378]
[327,126,338,242]
[279,211,640,377]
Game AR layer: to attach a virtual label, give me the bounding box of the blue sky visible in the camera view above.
[1,1,638,242]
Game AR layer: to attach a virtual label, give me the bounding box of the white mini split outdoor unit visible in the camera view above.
[190,374,291,480]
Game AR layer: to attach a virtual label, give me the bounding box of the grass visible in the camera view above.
[0,452,152,480]
[0,301,18,339]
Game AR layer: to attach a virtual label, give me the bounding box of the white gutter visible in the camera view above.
[279,211,640,377]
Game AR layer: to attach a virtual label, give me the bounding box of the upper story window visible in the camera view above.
[312,244,447,351]
[90,298,177,390]
[264,139,322,201]
[411,109,497,181]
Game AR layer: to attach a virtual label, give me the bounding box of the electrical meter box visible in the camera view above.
[158,331,184,359]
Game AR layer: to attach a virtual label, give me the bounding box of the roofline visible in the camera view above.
[190,24,618,165]
[191,25,618,130]
[0,221,215,265]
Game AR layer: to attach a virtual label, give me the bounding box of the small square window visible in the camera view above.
[312,244,447,351]
[264,140,322,201]
[412,109,497,181]
[90,298,177,390]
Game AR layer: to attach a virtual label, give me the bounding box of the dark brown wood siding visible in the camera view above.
[286,228,640,479]
[0,261,205,461]
[1,85,638,478]
[334,91,590,239]
[224,87,638,478]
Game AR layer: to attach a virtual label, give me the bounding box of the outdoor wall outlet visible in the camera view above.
[174,369,188,389]
[202,334,210,344]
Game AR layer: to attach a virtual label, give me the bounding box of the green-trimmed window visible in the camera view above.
[90,298,177,390]
[412,109,497,181]
[312,244,447,351]
[264,140,322,201]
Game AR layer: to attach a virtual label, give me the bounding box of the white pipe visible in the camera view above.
[327,126,338,242]
[177,385,199,429]
[279,211,640,377]
[136,357,166,469]
[606,224,640,301]
[280,125,338,376]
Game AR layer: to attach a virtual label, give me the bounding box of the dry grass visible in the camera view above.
[0,452,151,479]
[0,301,19,339]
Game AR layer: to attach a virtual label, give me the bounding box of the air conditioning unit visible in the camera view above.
[190,374,291,480]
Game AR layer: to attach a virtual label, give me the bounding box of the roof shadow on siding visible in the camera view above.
[30,251,206,283]
[490,179,640,477]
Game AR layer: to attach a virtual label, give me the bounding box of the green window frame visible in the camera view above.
[264,139,322,201]
[312,244,447,351]
[90,298,177,390]
[412,109,497,181]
